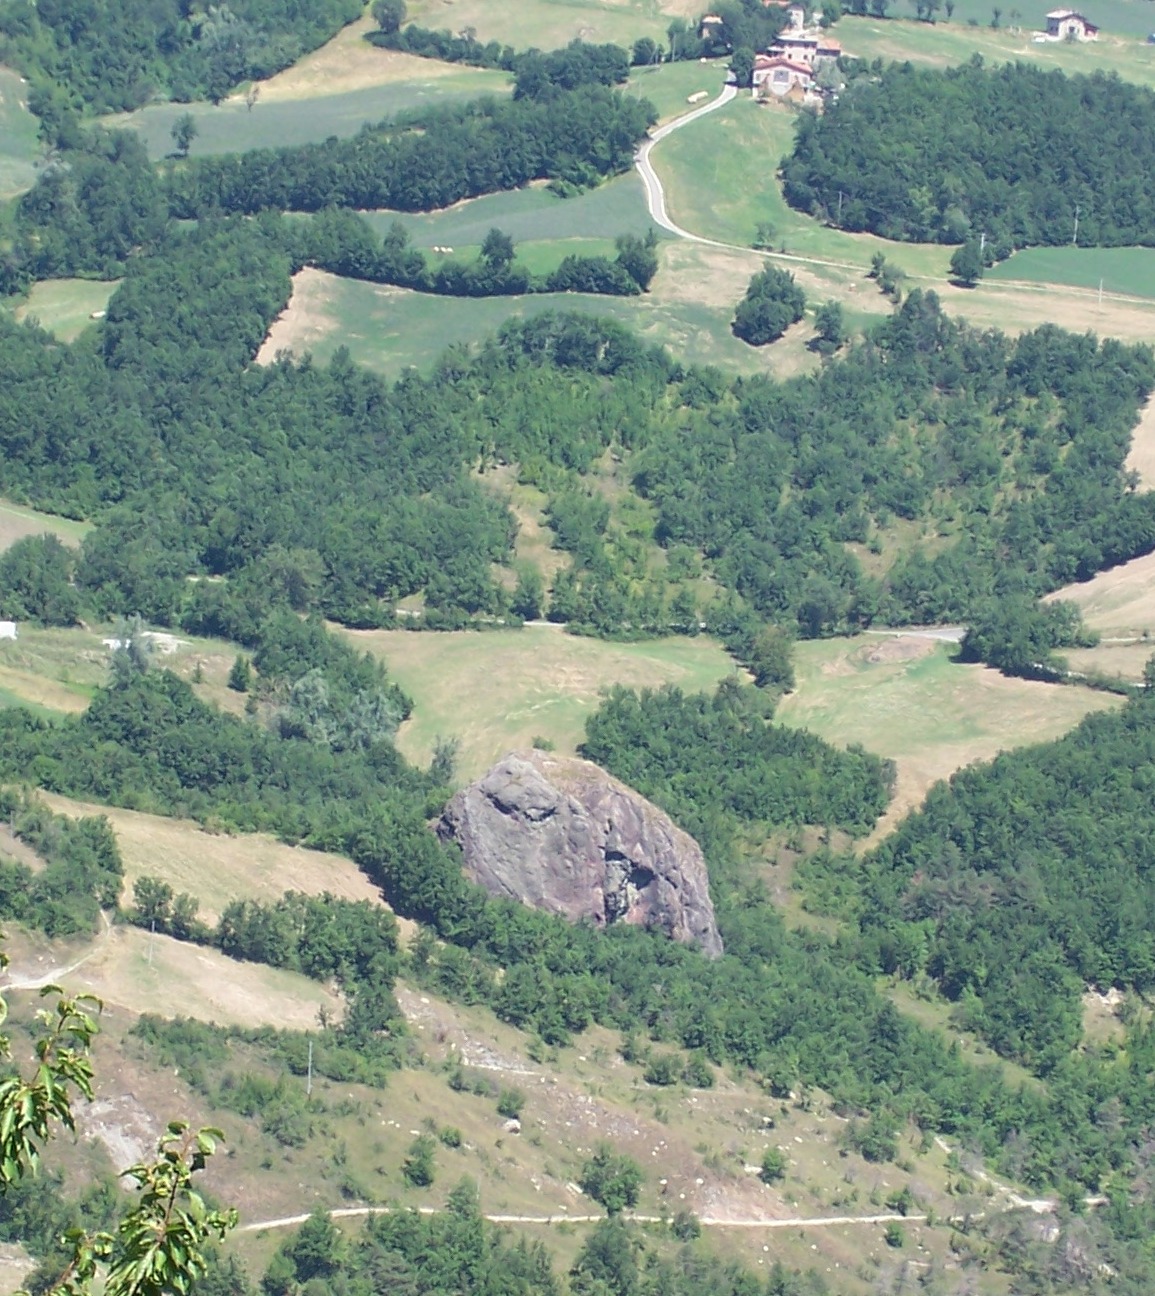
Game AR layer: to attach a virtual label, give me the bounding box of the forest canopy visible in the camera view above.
[0,0,362,112]
[782,60,1155,254]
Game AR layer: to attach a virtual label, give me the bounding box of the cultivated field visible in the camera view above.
[360,172,661,249]
[14,278,119,342]
[37,790,385,924]
[342,624,738,778]
[402,0,703,54]
[838,15,1155,88]
[989,245,1155,299]
[776,635,1118,842]
[0,67,37,200]
[107,62,505,158]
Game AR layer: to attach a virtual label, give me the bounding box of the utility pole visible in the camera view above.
[148,918,155,966]
[306,1040,313,1097]
[837,190,844,224]
[1072,204,1080,246]
[1098,277,1104,307]
[979,231,986,255]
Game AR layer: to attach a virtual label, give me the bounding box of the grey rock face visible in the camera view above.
[437,750,722,958]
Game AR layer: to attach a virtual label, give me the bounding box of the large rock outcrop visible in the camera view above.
[437,750,722,958]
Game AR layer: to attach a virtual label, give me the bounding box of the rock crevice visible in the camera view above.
[437,750,722,958]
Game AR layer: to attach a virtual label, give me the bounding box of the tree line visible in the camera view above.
[782,59,1155,255]
[0,0,362,116]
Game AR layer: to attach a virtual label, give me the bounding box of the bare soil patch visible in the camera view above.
[257,267,348,363]
[1124,394,1155,489]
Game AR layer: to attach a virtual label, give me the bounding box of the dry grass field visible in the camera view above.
[0,499,90,552]
[342,625,739,778]
[36,791,385,923]
[777,635,1118,844]
[4,924,340,1029]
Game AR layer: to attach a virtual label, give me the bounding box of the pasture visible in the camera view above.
[837,14,1155,88]
[341,624,738,778]
[1050,550,1155,639]
[14,278,119,342]
[651,96,1155,342]
[776,635,1117,841]
[402,0,703,54]
[0,67,38,200]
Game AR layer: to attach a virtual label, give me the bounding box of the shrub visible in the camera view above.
[579,1145,643,1215]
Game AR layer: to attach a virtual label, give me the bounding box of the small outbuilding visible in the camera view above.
[1045,9,1099,39]
[0,622,16,642]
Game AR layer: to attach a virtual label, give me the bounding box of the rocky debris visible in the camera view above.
[437,750,722,957]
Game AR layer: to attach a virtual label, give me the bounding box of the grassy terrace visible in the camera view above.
[0,66,38,200]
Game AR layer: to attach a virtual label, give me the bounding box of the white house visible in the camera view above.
[1044,9,1099,39]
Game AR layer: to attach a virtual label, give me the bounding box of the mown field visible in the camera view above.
[837,14,1155,87]
[776,635,1118,840]
[39,790,385,924]
[14,278,119,342]
[342,624,739,778]
[0,66,38,200]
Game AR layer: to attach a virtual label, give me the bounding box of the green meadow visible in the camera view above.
[360,172,662,249]
[0,66,39,199]
[344,625,738,778]
[14,278,120,342]
[923,0,1155,38]
[838,14,1155,88]
[625,57,729,122]
[653,95,955,278]
[102,68,508,158]
[271,265,804,377]
[989,245,1155,298]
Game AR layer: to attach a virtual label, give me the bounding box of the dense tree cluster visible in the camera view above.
[0,0,361,114]
[828,695,1155,1072]
[167,87,655,216]
[782,60,1155,253]
[731,266,806,346]
[0,789,121,937]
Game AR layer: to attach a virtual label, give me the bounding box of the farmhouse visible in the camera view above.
[770,30,841,64]
[753,53,815,98]
[1044,9,1099,39]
